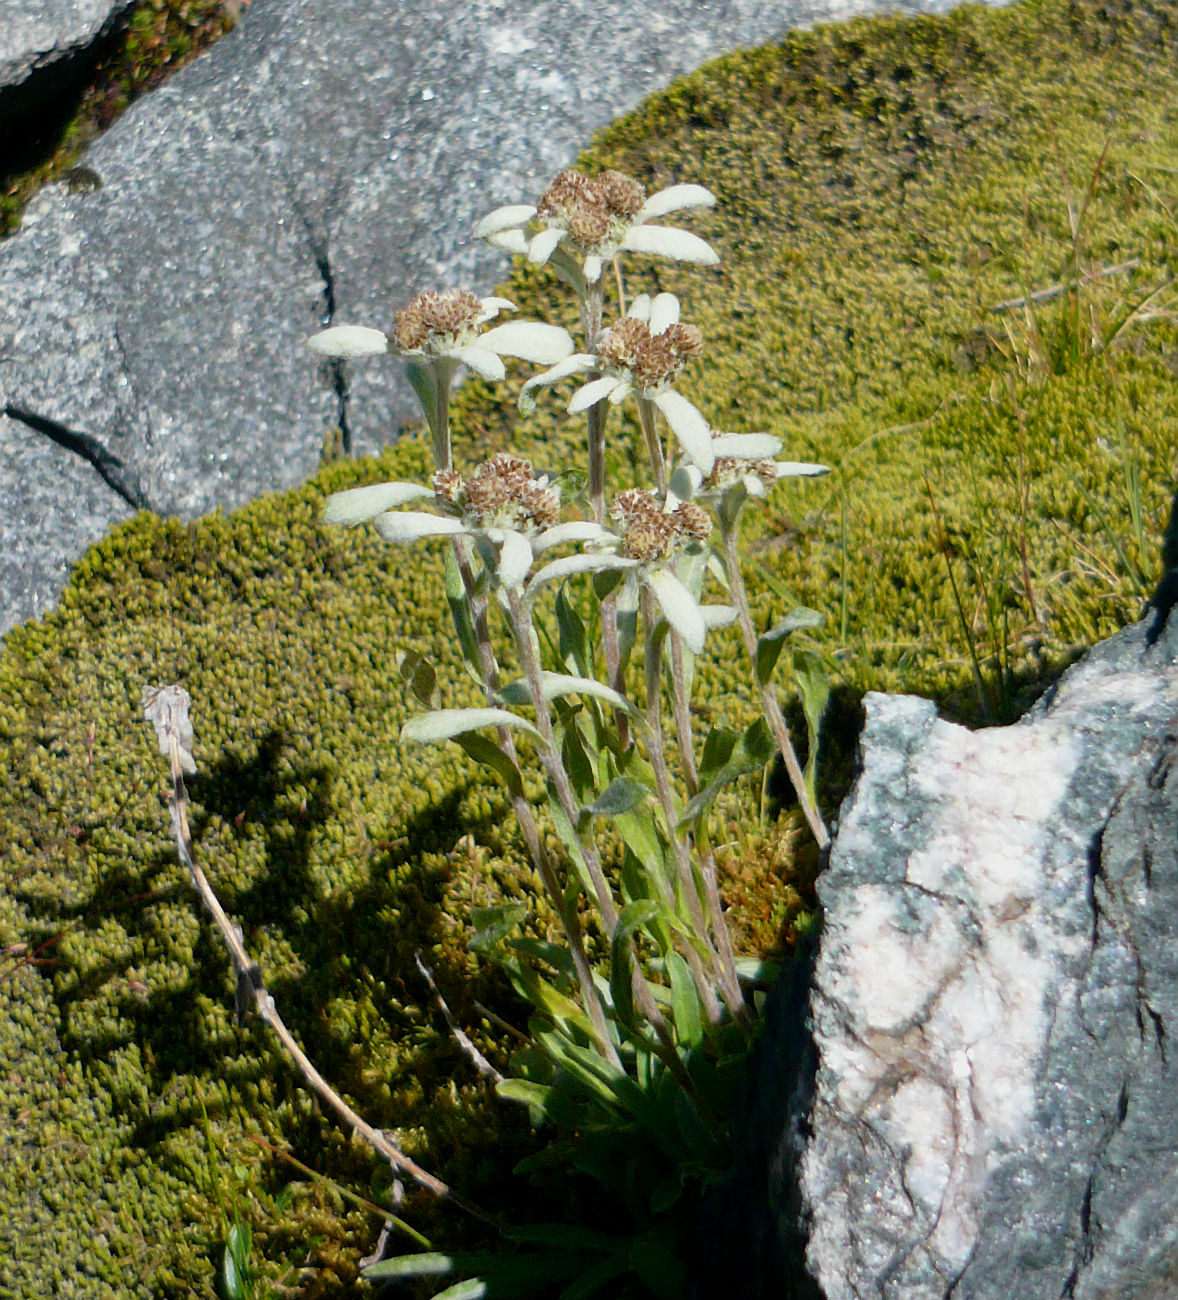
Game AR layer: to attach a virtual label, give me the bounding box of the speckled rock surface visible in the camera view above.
[0,0,132,94]
[776,610,1178,1299]
[0,0,1007,635]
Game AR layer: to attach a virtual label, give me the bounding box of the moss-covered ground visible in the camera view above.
[3,0,1178,1293]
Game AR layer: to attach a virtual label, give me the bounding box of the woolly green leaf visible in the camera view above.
[609,900,662,1031]
[666,951,703,1051]
[401,708,541,744]
[469,902,528,952]
[498,672,636,713]
[364,1253,455,1280]
[405,361,438,429]
[555,584,592,677]
[793,648,831,807]
[444,546,482,676]
[583,778,651,821]
[454,731,526,800]
[397,649,439,709]
[678,717,774,830]
[754,607,824,686]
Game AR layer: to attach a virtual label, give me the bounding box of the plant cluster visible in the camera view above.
[147,165,832,1298]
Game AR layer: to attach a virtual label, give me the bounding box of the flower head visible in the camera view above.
[668,432,830,527]
[474,168,719,286]
[306,289,573,381]
[611,488,711,562]
[520,293,714,473]
[323,452,581,590]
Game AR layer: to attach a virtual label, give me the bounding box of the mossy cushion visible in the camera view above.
[3,0,1177,1293]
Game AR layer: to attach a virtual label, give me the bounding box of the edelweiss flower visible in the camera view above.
[323,452,597,590]
[669,433,829,504]
[519,292,714,474]
[474,168,718,286]
[527,487,733,654]
[306,289,573,382]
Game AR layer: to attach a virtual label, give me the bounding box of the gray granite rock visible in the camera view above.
[0,0,1002,635]
[0,0,131,95]
[751,610,1178,1299]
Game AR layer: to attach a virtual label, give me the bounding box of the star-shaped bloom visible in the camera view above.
[323,452,602,590]
[306,289,573,381]
[519,292,714,474]
[474,168,718,286]
[526,487,733,654]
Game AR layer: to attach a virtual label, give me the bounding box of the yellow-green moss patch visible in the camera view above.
[3,0,1178,1294]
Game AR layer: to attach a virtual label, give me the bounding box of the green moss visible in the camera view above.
[1,0,246,237]
[2,0,1178,1293]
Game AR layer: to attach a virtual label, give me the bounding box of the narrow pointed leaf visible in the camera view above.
[373,511,465,544]
[652,390,713,474]
[481,321,575,364]
[569,375,622,413]
[323,480,433,525]
[666,951,703,1051]
[584,778,651,820]
[473,204,536,238]
[755,607,824,686]
[306,324,389,357]
[401,708,541,744]
[609,900,662,1031]
[620,225,719,265]
[455,731,526,800]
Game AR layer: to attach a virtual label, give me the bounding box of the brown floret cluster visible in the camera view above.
[536,167,646,251]
[393,289,484,352]
[611,488,711,561]
[432,453,561,531]
[598,317,704,392]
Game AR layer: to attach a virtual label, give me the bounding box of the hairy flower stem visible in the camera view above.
[636,398,667,494]
[446,540,617,1065]
[428,359,458,470]
[578,283,627,745]
[506,590,619,931]
[641,590,740,1021]
[721,525,830,849]
[668,632,699,795]
[506,589,701,1086]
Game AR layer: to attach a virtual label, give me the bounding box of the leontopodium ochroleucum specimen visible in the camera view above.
[526,487,733,655]
[322,452,601,590]
[474,167,718,286]
[305,289,574,382]
[667,432,830,526]
[519,292,714,475]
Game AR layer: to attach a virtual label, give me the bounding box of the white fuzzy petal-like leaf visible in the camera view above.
[775,461,831,478]
[528,552,639,598]
[711,433,783,460]
[701,604,738,629]
[323,481,433,525]
[401,708,541,744]
[496,530,534,588]
[499,672,637,713]
[480,321,575,364]
[527,227,565,264]
[486,228,528,255]
[620,225,719,266]
[306,325,389,358]
[476,296,516,322]
[450,345,506,380]
[644,567,707,655]
[583,254,603,284]
[372,511,466,544]
[607,377,634,405]
[473,205,536,238]
[627,293,652,321]
[531,521,614,554]
[569,375,623,413]
[638,184,716,219]
[653,390,714,475]
[648,293,681,334]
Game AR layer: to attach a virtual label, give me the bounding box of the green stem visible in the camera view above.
[721,524,829,849]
